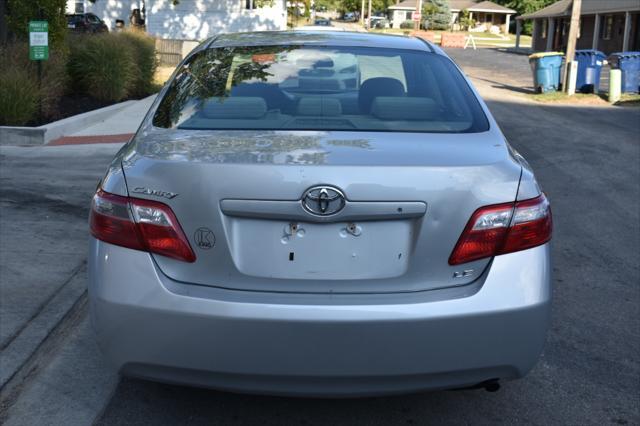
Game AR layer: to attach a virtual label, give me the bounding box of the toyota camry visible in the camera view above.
[88,31,552,396]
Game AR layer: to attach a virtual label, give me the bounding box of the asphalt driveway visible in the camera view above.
[1,48,638,426]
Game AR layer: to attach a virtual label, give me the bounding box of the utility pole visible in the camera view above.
[367,0,372,30]
[563,0,582,94]
[414,0,423,31]
[361,0,365,26]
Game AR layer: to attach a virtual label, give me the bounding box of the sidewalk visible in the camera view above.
[48,95,156,146]
[0,95,154,413]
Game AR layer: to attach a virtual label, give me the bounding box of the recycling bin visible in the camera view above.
[529,52,564,93]
[574,49,606,93]
[608,52,640,93]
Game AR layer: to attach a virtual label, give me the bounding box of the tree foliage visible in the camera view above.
[492,0,556,34]
[6,0,67,47]
[334,0,394,14]
[424,0,451,31]
[459,9,475,30]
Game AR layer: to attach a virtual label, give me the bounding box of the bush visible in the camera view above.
[0,42,67,124]
[400,20,415,29]
[0,68,39,126]
[68,34,136,102]
[119,31,158,97]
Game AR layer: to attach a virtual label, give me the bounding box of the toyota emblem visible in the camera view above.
[302,186,346,216]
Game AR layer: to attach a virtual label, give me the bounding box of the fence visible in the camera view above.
[155,38,184,66]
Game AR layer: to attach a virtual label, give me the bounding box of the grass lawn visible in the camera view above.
[368,29,531,47]
[528,91,640,107]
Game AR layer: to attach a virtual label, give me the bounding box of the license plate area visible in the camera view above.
[227,218,412,280]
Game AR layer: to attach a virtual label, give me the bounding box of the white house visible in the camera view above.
[67,0,288,40]
[387,0,515,33]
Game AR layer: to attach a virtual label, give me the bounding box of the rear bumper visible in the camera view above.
[88,239,552,396]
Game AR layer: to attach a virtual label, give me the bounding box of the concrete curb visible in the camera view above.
[0,100,136,146]
[0,262,87,390]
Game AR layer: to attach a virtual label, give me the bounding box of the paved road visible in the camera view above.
[1,49,638,425]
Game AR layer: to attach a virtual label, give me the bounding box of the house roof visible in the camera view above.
[518,0,640,20]
[389,0,514,13]
[449,0,515,13]
[388,0,418,11]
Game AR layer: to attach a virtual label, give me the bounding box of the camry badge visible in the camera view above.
[131,187,178,199]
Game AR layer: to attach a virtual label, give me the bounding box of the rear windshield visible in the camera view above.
[153,45,489,133]
[66,15,85,24]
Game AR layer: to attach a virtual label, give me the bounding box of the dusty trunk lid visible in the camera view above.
[121,129,522,294]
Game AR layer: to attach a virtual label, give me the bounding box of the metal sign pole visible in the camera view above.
[29,9,48,123]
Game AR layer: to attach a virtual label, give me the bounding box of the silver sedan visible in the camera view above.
[88,31,552,397]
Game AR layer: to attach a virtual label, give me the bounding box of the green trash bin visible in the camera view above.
[529,52,564,93]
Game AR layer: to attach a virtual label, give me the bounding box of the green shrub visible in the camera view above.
[119,31,158,97]
[0,42,67,124]
[0,68,39,126]
[400,20,415,29]
[68,34,136,102]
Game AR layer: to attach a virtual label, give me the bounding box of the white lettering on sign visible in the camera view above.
[30,32,48,47]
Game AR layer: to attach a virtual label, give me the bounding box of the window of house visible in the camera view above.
[406,11,412,20]
[245,0,255,10]
[75,2,84,13]
[603,15,613,40]
[486,14,493,23]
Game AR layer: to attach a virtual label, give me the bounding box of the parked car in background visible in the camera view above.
[343,12,357,22]
[66,13,108,33]
[314,18,332,26]
[369,16,390,29]
[89,31,552,397]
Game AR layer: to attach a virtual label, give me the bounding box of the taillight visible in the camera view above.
[449,194,552,265]
[90,189,195,262]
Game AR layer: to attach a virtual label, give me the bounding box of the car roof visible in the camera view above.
[207,31,435,52]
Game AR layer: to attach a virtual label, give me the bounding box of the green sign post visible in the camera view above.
[29,21,49,60]
[29,20,48,122]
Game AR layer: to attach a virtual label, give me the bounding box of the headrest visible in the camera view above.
[202,97,267,119]
[371,97,438,120]
[358,77,405,114]
[297,97,342,116]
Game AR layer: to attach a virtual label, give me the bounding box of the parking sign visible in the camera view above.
[29,21,49,60]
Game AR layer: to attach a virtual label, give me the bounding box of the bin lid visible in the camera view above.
[529,51,564,59]
[575,49,606,57]
[609,51,640,59]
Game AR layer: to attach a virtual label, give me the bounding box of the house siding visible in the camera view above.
[147,0,287,40]
[530,12,639,54]
[74,0,138,30]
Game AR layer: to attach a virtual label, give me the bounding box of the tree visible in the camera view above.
[5,0,67,47]
[424,0,451,31]
[492,0,556,34]
[338,0,360,13]
[459,9,475,31]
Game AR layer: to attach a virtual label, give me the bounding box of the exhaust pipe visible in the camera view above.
[451,379,501,393]
[483,380,500,392]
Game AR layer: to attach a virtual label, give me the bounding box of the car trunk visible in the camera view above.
[121,129,522,294]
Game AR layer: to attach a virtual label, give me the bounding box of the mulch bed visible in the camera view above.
[28,94,145,127]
